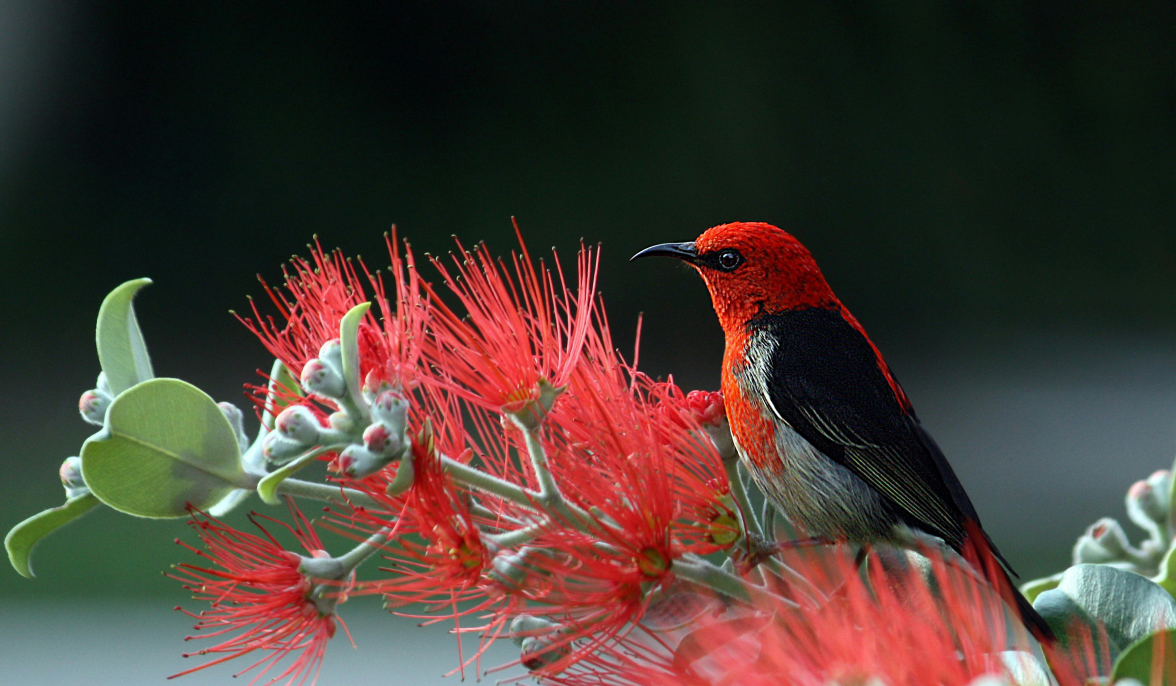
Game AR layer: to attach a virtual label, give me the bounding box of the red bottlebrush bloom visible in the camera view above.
[354,421,521,678]
[169,505,349,686]
[373,424,490,607]
[424,221,598,415]
[239,233,429,392]
[505,329,733,676]
[550,541,1046,686]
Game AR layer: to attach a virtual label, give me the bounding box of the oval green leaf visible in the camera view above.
[340,302,371,419]
[1113,629,1176,684]
[5,493,101,578]
[1034,564,1176,667]
[81,378,246,518]
[96,278,155,395]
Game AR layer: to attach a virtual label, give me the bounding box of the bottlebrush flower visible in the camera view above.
[168,504,350,686]
[502,333,733,676]
[239,233,429,393]
[352,420,520,677]
[424,221,598,421]
[548,541,1046,686]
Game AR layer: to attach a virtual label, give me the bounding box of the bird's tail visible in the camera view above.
[961,520,1057,647]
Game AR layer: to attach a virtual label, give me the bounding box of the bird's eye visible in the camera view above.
[716,249,743,272]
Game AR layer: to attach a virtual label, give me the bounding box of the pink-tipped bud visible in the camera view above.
[363,423,394,453]
[363,368,395,401]
[335,444,397,478]
[1127,479,1167,525]
[300,358,345,399]
[370,390,409,425]
[78,390,110,426]
[274,405,321,444]
[1073,517,1131,564]
[59,456,87,496]
[686,390,726,428]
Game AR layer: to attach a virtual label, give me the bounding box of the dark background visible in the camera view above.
[1,0,1173,613]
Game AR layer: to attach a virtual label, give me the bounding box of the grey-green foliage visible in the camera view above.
[1023,459,1176,679]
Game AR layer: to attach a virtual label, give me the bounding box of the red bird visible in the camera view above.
[633,221,1053,642]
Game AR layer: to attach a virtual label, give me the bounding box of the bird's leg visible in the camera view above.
[778,536,837,550]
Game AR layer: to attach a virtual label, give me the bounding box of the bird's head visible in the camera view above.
[632,222,835,331]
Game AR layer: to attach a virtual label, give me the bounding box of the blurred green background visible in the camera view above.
[0,1,1172,682]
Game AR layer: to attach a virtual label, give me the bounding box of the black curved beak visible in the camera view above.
[630,241,698,263]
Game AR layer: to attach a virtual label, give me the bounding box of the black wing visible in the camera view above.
[755,307,982,553]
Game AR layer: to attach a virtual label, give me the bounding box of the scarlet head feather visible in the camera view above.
[690,222,836,331]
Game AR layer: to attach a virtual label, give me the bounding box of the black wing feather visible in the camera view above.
[756,307,982,554]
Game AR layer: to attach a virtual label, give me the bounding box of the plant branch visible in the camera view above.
[727,459,762,539]
[674,554,795,609]
[275,477,381,510]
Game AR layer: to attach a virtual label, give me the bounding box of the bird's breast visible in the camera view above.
[723,327,896,542]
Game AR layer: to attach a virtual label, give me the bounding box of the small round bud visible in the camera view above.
[509,615,558,646]
[519,635,571,672]
[363,368,395,402]
[370,390,409,427]
[274,405,322,444]
[317,339,343,368]
[59,456,87,497]
[79,390,110,426]
[1073,517,1131,564]
[1127,479,1167,528]
[328,411,356,433]
[335,444,392,478]
[363,422,395,454]
[263,432,311,464]
[300,358,345,399]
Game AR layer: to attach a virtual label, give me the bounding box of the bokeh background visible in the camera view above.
[1,2,1173,683]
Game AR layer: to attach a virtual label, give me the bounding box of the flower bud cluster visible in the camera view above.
[1071,469,1172,575]
[78,372,114,426]
[336,390,410,478]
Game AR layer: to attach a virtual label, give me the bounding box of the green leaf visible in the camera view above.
[81,378,246,518]
[1022,572,1065,604]
[261,359,302,432]
[5,494,101,578]
[1034,564,1176,668]
[256,448,324,505]
[1113,629,1176,684]
[208,488,252,517]
[1154,546,1176,599]
[339,302,371,418]
[95,278,155,395]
